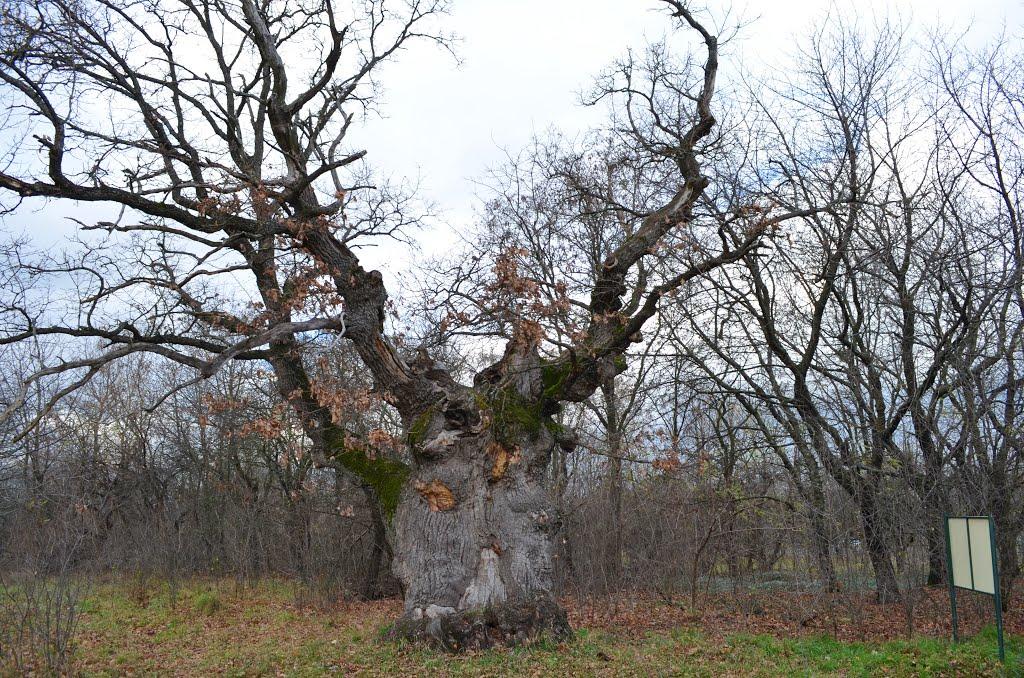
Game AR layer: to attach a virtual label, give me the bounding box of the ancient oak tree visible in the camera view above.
[0,0,765,647]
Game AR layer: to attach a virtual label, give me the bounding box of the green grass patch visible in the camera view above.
[193,590,222,615]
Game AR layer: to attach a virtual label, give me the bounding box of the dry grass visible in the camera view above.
[37,579,1021,676]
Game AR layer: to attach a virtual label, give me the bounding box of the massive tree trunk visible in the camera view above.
[390,428,569,649]
[386,342,573,650]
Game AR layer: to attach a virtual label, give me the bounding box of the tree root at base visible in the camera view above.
[385,599,573,652]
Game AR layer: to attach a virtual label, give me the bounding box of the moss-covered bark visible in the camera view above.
[325,430,409,519]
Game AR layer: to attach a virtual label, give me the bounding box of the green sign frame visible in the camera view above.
[944,515,1005,663]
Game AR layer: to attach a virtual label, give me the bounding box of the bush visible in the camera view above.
[0,572,85,675]
[193,591,222,615]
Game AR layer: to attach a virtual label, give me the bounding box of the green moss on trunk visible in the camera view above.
[540,361,572,399]
[407,405,436,449]
[481,385,560,447]
[326,431,409,520]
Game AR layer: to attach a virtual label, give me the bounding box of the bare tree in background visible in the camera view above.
[662,16,1023,606]
[932,32,1024,608]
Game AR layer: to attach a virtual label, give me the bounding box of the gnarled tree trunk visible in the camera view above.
[387,343,573,650]
[390,428,569,649]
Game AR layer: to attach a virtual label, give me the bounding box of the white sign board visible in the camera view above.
[946,516,996,595]
[944,515,1005,663]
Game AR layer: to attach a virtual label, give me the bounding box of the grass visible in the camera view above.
[44,580,1023,676]
[192,590,222,615]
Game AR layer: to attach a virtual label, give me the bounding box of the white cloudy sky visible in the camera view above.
[354,0,1022,265]
[4,0,1021,279]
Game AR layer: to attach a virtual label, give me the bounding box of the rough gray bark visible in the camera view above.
[390,430,568,647]
[387,340,572,649]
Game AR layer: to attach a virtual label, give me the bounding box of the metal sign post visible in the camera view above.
[944,515,1005,663]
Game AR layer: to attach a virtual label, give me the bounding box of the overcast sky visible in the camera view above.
[4,0,1022,280]
[353,0,1023,266]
